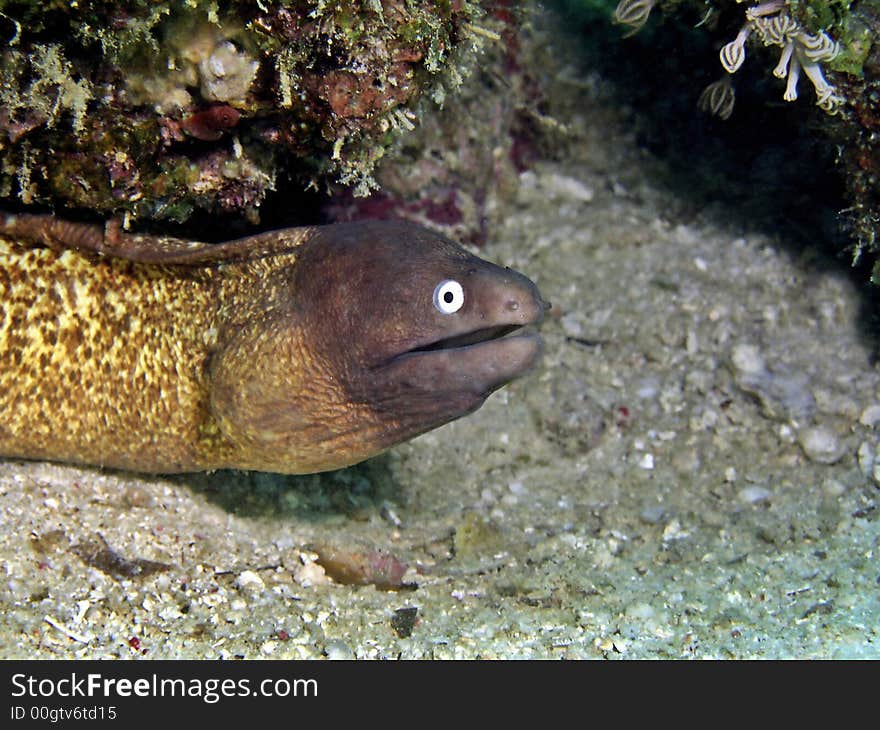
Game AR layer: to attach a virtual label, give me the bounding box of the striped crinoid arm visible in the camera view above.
[698,76,736,121]
[612,0,656,37]
[720,25,751,73]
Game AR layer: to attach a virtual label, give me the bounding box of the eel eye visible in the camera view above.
[433,279,464,314]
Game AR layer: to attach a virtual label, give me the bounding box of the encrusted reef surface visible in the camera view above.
[1,6,879,659]
[0,0,502,226]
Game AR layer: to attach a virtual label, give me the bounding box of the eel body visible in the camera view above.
[0,213,545,474]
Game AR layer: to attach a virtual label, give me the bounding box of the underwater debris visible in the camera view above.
[72,534,171,579]
[390,606,419,638]
[310,543,414,591]
[719,1,843,114]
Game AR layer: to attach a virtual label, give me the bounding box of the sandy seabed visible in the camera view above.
[1,14,878,661]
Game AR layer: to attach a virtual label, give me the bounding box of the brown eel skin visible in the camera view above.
[0,213,546,474]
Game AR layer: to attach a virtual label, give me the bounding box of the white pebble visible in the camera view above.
[639,505,666,524]
[859,404,880,428]
[541,173,594,203]
[625,602,655,620]
[738,486,771,504]
[798,426,845,464]
[637,378,659,399]
[857,441,876,480]
[158,604,183,621]
[293,561,328,587]
[662,519,689,541]
[325,640,355,660]
[638,453,654,470]
[731,344,765,376]
[234,570,265,592]
[560,312,585,338]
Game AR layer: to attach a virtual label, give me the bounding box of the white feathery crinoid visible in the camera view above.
[715,1,842,116]
[720,26,751,74]
[698,76,736,120]
[613,0,657,37]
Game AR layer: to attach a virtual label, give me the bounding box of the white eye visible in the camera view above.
[433,279,464,314]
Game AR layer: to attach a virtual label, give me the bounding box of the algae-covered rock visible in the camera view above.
[0,0,494,225]
[326,4,546,245]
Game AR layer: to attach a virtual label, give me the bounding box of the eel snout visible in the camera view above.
[380,263,547,399]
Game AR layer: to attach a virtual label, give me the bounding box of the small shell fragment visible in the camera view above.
[798,426,845,465]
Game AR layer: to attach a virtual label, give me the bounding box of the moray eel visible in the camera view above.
[0,213,545,474]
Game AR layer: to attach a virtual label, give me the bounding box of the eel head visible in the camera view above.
[210,221,546,473]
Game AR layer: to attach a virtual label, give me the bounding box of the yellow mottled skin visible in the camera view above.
[0,234,298,471]
[0,215,545,474]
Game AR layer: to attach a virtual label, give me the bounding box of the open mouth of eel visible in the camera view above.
[408,324,525,354]
[372,323,543,375]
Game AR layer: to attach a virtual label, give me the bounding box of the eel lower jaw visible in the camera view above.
[377,327,544,397]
